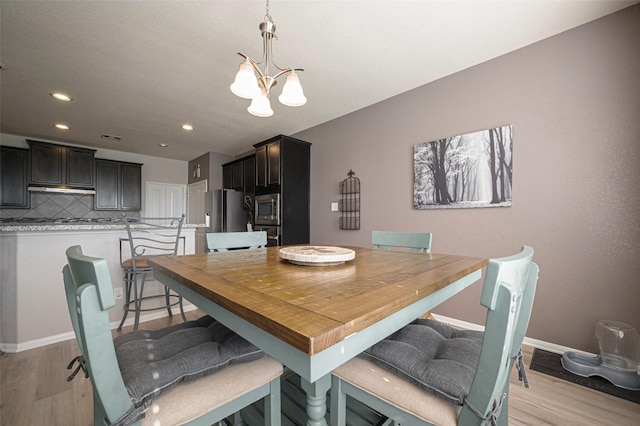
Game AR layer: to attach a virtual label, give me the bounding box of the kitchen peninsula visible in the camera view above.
[0,221,199,352]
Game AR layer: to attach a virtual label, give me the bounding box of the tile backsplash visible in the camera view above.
[0,193,138,219]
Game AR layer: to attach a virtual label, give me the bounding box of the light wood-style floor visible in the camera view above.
[1,311,639,426]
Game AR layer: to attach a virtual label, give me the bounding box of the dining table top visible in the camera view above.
[150,245,487,356]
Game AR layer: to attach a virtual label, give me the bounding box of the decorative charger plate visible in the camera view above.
[278,246,356,266]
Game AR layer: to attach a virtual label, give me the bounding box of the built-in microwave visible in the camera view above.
[255,193,280,225]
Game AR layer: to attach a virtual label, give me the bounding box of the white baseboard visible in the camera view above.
[0,304,199,353]
[432,314,597,357]
[2,309,594,357]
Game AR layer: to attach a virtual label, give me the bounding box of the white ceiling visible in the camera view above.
[1,1,633,161]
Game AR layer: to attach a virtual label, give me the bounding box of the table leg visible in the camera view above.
[300,374,331,426]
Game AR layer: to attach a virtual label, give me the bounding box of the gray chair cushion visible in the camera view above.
[360,318,483,405]
[114,316,264,407]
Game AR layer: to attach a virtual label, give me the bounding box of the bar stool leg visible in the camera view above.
[134,272,145,331]
[118,268,188,332]
[178,295,187,322]
[164,285,173,317]
[117,270,133,331]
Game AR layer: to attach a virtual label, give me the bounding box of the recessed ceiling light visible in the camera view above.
[182,124,194,131]
[159,143,169,147]
[54,123,70,130]
[50,92,73,102]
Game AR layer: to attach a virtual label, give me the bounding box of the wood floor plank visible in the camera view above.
[29,390,77,426]
[509,346,640,426]
[71,370,93,425]
[35,341,74,401]
[0,344,40,426]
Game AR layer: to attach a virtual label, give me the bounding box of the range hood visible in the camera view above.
[28,186,96,195]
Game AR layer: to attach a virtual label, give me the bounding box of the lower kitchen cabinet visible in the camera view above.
[0,146,30,208]
[94,159,142,211]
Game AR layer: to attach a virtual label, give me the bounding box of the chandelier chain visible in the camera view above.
[265,0,272,24]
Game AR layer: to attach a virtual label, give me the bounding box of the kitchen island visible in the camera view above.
[0,223,200,352]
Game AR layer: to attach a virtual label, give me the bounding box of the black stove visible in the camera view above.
[0,217,123,225]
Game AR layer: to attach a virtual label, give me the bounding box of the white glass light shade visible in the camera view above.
[230,59,260,99]
[247,91,274,117]
[278,71,307,107]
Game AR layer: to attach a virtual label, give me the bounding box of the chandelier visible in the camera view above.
[230,0,307,117]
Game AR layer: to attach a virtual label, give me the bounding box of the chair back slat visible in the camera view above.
[206,231,267,252]
[372,231,432,253]
[122,215,185,269]
[64,246,132,424]
[458,246,539,425]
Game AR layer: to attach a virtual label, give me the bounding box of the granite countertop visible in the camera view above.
[0,223,205,232]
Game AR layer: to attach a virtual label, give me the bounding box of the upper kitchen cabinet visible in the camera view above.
[27,140,95,188]
[254,135,310,195]
[242,156,255,208]
[222,154,255,210]
[94,159,142,211]
[0,146,30,208]
[255,140,280,188]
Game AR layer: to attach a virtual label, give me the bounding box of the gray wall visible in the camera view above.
[295,6,640,353]
[188,152,210,186]
[187,151,243,191]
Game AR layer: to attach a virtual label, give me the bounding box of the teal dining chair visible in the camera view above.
[63,245,283,426]
[331,246,539,426]
[372,230,434,318]
[206,231,267,252]
[372,230,433,253]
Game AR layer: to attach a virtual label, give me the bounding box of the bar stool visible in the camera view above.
[117,214,187,331]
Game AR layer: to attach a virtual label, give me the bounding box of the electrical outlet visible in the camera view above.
[114,287,124,300]
[331,202,339,212]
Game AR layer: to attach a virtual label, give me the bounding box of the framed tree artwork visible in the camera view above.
[414,125,512,209]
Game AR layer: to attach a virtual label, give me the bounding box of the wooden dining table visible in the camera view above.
[150,245,487,426]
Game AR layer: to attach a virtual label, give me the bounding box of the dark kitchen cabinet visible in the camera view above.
[120,162,142,210]
[255,142,281,188]
[254,135,310,195]
[94,159,142,211]
[255,145,266,187]
[222,164,233,190]
[27,140,95,188]
[242,156,255,209]
[253,135,311,245]
[222,154,255,210]
[0,146,30,208]
[231,162,243,189]
[223,158,247,190]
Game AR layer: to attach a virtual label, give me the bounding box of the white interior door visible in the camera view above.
[166,184,186,218]
[145,182,186,218]
[145,182,165,217]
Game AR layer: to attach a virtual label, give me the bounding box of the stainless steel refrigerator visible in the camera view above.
[204,189,247,234]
